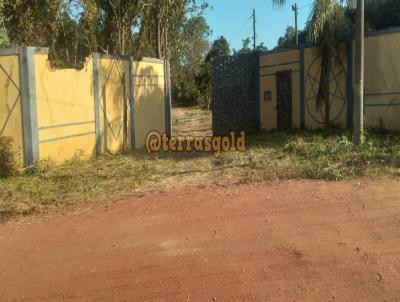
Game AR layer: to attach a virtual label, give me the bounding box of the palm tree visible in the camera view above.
[308,0,349,127]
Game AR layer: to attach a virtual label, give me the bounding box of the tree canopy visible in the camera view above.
[233,38,268,55]
[365,0,400,31]
[0,0,212,106]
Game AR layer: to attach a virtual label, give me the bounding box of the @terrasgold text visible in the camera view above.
[146,131,246,158]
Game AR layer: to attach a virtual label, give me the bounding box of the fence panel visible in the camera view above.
[98,56,130,154]
[0,52,23,165]
[34,53,96,162]
[133,59,166,149]
[212,53,259,136]
[0,47,169,165]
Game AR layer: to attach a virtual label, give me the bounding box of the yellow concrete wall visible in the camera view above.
[363,32,400,131]
[133,60,166,149]
[259,50,300,130]
[34,54,96,162]
[98,57,130,153]
[304,42,348,129]
[0,54,23,165]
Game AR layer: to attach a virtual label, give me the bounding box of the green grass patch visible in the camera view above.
[0,129,399,219]
[0,136,19,178]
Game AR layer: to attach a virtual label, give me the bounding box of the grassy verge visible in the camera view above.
[1,128,399,220]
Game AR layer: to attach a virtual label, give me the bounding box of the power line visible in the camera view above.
[228,14,253,44]
[253,9,256,51]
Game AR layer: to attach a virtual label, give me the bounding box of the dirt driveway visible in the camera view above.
[1,179,400,301]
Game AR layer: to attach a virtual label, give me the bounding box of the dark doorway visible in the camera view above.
[276,70,293,130]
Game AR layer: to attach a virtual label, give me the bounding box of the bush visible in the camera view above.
[0,136,18,178]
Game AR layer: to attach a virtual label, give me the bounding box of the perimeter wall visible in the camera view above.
[0,47,170,166]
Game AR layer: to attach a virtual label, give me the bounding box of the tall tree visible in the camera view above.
[275,26,306,50]
[233,38,268,55]
[365,0,400,31]
[197,36,230,109]
[171,15,210,105]
[2,0,62,48]
[97,0,143,55]
[0,0,11,48]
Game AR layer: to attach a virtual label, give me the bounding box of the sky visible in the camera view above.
[204,0,314,51]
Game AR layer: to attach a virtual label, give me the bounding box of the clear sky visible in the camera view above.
[204,0,314,51]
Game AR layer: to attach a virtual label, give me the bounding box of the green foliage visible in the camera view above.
[245,129,400,181]
[2,0,62,47]
[365,0,400,31]
[196,36,231,109]
[205,36,230,60]
[233,37,268,55]
[306,0,351,127]
[2,124,399,218]
[1,0,212,103]
[256,42,268,52]
[0,26,10,48]
[171,15,211,105]
[275,26,307,50]
[0,136,17,178]
[0,1,11,48]
[233,37,252,55]
[275,0,400,52]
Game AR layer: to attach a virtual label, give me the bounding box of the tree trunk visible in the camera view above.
[156,0,162,59]
[317,38,331,127]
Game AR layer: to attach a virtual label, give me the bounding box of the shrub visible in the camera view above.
[0,136,18,178]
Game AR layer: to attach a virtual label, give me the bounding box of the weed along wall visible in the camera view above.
[0,47,170,166]
[212,27,400,135]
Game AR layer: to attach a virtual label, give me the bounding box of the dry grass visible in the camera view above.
[1,107,399,220]
[172,106,212,136]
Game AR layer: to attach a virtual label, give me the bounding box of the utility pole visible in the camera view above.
[253,9,256,51]
[354,0,364,145]
[292,3,299,46]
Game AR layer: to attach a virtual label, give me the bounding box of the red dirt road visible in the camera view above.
[1,180,400,301]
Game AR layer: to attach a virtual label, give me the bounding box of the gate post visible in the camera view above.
[93,53,101,156]
[255,51,261,132]
[19,47,39,166]
[300,44,306,129]
[164,60,172,137]
[129,56,136,150]
[346,39,354,129]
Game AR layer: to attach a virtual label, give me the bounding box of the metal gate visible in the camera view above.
[276,70,293,130]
